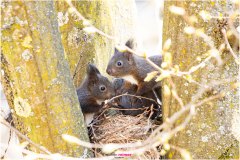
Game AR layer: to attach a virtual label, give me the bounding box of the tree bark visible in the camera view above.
[1,0,137,157]
[1,1,89,156]
[162,1,239,159]
[55,0,137,87]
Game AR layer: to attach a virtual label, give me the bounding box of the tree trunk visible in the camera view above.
[1,0,137,157]
[55,0,137,87]
[162,1,239,159]
[1,1,89,156]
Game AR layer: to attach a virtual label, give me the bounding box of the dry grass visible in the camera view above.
[88,104,161,159]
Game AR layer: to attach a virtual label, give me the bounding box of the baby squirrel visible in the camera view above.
[77,64,115,125]
[107,39,162,96]
[113,78,161,119]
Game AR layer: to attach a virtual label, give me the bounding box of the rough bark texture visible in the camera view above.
[1,0,137,157]
[55,0,137,87]
[162,1,239,159]
[1,1,89,156]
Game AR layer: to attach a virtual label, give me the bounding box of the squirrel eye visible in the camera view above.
[99,85,106,92]
[116,61,123,67]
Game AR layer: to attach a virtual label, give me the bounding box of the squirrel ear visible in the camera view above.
[87,64,100,75]
[87,64,100,84]
[114,48,118,54]
[125,38,136,49]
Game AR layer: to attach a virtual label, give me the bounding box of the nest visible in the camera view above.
[88,104,162,159]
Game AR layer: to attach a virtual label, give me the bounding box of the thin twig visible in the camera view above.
[228,12,240,40]
[221,28,239,64]
[72,55,83,80]
[169,78,184,108]
[0,143,114,160]
[0,119,52,155]
[65,0,115,40]
[105,93,160,106]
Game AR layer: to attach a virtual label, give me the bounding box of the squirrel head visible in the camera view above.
[86,64,115,101]
[106,39,136,77]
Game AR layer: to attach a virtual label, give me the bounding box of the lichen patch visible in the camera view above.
[14,97,31,117]
[21,36,33,48]
[21,49,33,61]
[57,12,69,27]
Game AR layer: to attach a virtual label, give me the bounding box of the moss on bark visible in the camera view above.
[162,1,239,159]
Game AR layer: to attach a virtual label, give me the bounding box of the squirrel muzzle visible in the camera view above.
[106,68,116,76]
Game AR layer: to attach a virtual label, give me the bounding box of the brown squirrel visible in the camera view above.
[106,39,162,96]
[77,64,115,125]
[113,78,161,119]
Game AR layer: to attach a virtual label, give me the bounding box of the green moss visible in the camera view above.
[2,1,90,156]
[218,140,239,159]
[55,0,114,87]
[163,1,239,159]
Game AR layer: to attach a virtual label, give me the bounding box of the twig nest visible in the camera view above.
[89,104,161,159]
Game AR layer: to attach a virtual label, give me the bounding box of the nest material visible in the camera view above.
[89,104,161,159]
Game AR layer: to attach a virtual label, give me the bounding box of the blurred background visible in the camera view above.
[135,0,164,55]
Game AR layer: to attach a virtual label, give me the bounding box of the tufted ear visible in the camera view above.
[87,64,100,75]
[114,48,118,55]
[87,64,100,84]
[125,38,136,49]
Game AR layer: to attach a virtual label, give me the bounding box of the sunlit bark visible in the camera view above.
[1,1,89,156]
[162,1,239,159]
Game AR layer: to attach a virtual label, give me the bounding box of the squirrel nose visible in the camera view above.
[106,68,112,75]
